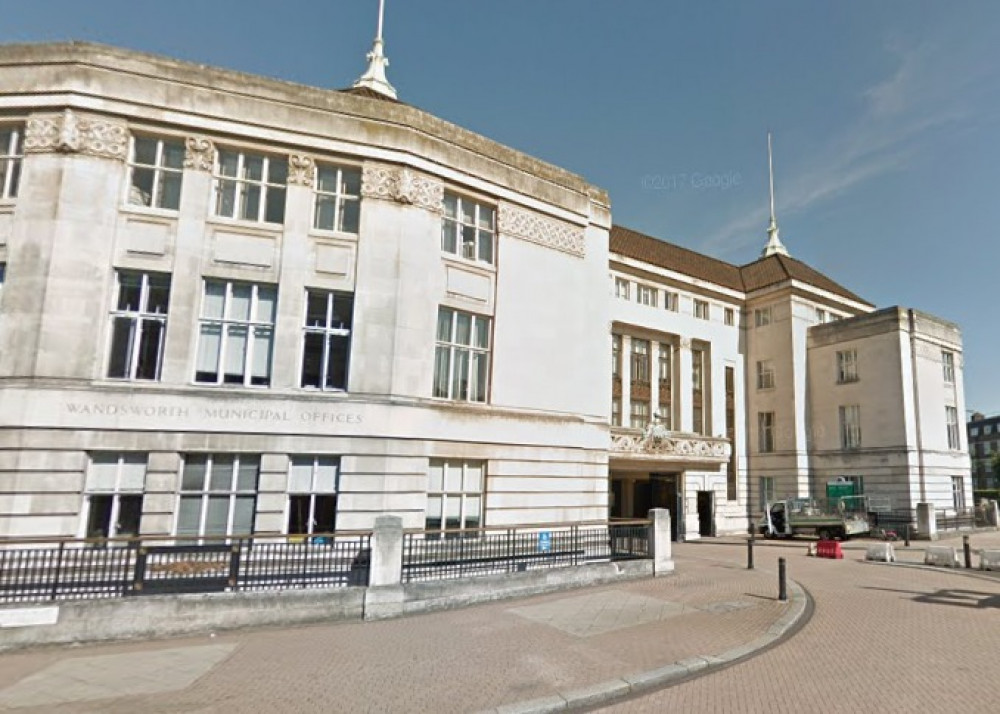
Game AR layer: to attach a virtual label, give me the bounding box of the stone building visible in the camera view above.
[0,39,973,542]
[967,412,1000,491]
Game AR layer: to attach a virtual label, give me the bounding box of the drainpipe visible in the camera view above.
[909,309,927,503]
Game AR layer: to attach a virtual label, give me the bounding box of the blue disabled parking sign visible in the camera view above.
[538,531,552,552]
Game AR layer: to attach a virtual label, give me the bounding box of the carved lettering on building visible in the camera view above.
[63,402,363,425]
[497,203,586,258]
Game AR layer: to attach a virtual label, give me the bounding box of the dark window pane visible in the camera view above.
[8,160,20,197]
[210,456,234,491]
[313,496,338,533]
[117,496,143,537]
[86,495,114,539]
[314,194,336,231]
[268,158,288,185]
[134,319,164,380]
[162,141,185,169]
[441,219,457,253]
[342,169,360,195]
[288,495,310,535]
[265,187,286,224]
[133,137,157,165]
[433,346,450,398]
[147,275,171,314]
[216,180,236,217]
[129,167,155,206]
[301,333,325,388]
[236,456,260,491]
[241,184,261,221]
[159,173,182,210]
[331,294,353,329]
[117,273,142,311]
[341,198,360,233]
[182,455,208,490]
[107,317,135,378]
[326,335,350,390]
[306,292,329,327]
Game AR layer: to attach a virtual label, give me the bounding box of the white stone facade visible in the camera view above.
[0,43,972,541]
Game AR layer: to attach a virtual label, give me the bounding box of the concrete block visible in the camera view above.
[924,546,960,567]
[865,543,895,562]
[979,549,1000,571]
[363,585,405,621]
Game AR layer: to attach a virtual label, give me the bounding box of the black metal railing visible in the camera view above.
[868,509,916,534]
[401,520,650,583]
[936,508,977,532]
[0,532,371,605]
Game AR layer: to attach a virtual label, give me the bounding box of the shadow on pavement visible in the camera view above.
[862,586,1000,609]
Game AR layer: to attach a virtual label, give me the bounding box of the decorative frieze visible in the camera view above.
[497,203,586,258]
[361,162,444,212]
[184,136,215,172]
[611,425,730,461]
[24,109,128,161]
[287,154,316,187]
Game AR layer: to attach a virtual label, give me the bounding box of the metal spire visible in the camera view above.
[353,0,397,99]
[762,131,789,258]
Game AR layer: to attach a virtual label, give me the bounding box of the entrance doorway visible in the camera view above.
[697,490,715,537]
[650,473,681,541]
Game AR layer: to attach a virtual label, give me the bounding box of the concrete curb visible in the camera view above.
[476,578,810,714]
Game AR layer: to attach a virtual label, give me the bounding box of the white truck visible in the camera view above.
[760,495,871,540]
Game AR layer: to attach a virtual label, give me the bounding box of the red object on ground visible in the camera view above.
[816,540,844,559]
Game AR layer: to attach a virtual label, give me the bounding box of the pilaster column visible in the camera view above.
[678,338,693,432]
[621,334,632,427]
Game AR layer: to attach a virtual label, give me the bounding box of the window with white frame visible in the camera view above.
[176,454,260,538]
[433,307,490,402]
[836,349,858,384]
[658,343,672,429]
[951,475,965,510]
[970,427,979,437]
[287,456,339,535]
[816,308,827,323]
[611,398,622,427]
[107,271,170,381]
[758,412,775,453]
[426,459,484,535]
[631,400,650,430]
[314,164,361,233]
[82,453,146,539]
[214,149,287,224]
[754,307,772,327]
[0,125,23,200]
[195,280,276,386]
[756,360,775,390]
[615,277,630,300]
[664,291,679,312]
[839,405,862,449]
[301,290,353,390]
[942,351,955,383]
[630,338,650,383]
[694,299,710,320]
[636,284,656,307]
[946,406,961,450]
[442,192,495,264]
[724,308,735,326]
[127,136,184,210]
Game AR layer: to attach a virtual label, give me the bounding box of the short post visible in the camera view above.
[747,534,755,570]
[963,535,972,569]
[778,557,787,602]
[364,515,405,620]
[649,508,674,576]
[904,523,910,547]
[917,503,937,541]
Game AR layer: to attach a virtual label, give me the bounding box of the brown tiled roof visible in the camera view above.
[610,225,744,291]
[609,225,871,305]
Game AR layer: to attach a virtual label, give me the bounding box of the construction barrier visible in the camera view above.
[816,540,843,559]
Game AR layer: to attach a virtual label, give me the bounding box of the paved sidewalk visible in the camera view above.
[0,548,805,714]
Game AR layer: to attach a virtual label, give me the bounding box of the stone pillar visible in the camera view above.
[916,503,937,541]
[364,515,404,620]
[649,508,675,576]
[677,339,693,432]
[988,500,1000,528]
[621,334,632,427]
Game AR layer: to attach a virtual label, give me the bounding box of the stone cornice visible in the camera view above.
[23,109,128,161]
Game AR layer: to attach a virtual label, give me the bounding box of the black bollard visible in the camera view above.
[747,535,755,570]
[963,535,972,569]
[778,557,787,601]
[904,523,910,547]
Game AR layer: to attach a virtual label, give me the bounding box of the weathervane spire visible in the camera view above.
[353,0,398,99]
[762,131,789,258]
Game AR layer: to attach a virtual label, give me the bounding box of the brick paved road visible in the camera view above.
[599,535,1000,714]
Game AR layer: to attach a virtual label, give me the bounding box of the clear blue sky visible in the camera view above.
[4,1,999,415]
